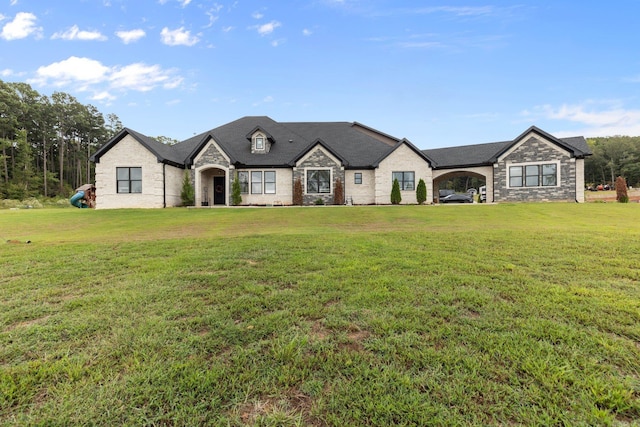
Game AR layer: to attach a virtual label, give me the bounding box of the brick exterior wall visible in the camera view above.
[294,147,345,205]
[494,136,577,202]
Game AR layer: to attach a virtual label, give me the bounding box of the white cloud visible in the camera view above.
[91,91,116,102]
[180,0,192,6]
[160,26,199,46]
[252,12,264,19]
[1,69,13,77]
[31,56,110,89]
[255,21,281,36]
[116,29,146,44]
[222,26,234,33]
[52,25,107,41]
[28,56,183,101]
[1,12,42,40]
[525,101,640,137]
[302,28,312,36]
[110,63,182,92]
[253,95,274,107]
[413,6,496,17]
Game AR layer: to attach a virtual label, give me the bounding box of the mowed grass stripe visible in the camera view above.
[1,204,639,426]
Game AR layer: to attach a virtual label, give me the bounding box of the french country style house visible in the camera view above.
[90,116,591,208]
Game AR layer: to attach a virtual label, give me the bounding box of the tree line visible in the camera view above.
[0,79,122,200]
[2,76,639,199]
[585,136,640,188]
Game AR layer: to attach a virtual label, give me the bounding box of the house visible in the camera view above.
[90,116,591,208]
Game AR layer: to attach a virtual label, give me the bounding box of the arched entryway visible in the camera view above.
[432,167,494,203]
[197,167,227,206]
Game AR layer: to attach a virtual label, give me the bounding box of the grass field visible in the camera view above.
[1,204,639,426]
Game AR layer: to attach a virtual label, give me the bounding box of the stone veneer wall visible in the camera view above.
[194,142,231,205]
[494,137,576,202]
[293,148,344,205]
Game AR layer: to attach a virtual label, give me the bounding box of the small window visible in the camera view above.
[354,173,362,185]
[116,167,142,193]
[251,171,262,194]
[238,171,249,194]
[307,170,331,194]
[264,171,276,194]
[392,171,415,191]
[255,136,264,150]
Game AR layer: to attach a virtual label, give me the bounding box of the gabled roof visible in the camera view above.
[424,126,591,169]
[92,118,591,172]
[90,127,185,168]
[372,138,434,167]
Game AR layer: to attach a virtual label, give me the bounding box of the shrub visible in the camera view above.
[231,172,242,206]
[416,178,427,204]
[333,178,344,205]
[180,171,195,206]
[391,178,402,204]
[616,176,629,203]
[314,198,325,205]
[293,178,303,206]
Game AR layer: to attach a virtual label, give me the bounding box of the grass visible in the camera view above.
[1,204,639,426]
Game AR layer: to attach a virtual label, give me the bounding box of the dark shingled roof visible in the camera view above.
[423,126,591,169]
[92,120,591,171]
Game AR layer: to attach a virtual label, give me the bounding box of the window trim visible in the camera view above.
[306,168,332,194]
[251,171,262,194]
[392,171,415,191]
[255,136,265,150]
[264,171,276,194]
[354,172,362,185]
[508,161,560,188]
[116,167,142,194]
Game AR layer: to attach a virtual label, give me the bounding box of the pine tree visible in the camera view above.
[180,170,194,206]
[333,178,344,205]
[616,176,629,203]
[231,172,242,206]
[293,177,303,205]
[391,178,402,204]
[416,178,427,204]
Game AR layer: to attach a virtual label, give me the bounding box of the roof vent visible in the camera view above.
[289,139,293,143]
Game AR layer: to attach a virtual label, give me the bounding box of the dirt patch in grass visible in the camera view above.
[585,188,640,202]
[5,315,51,332]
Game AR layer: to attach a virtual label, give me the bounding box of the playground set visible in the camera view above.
[69,184,96,208]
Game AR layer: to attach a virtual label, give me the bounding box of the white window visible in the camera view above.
[354,173,362,184]
[264,171,276,194]
[255,136,264,150]
[251,171,262,194]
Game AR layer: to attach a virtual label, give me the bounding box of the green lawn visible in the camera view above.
[1,204,639,426]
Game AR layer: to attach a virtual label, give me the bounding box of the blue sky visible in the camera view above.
[1,0,639,148]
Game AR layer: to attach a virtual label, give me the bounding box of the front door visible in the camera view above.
[213,176,226,205]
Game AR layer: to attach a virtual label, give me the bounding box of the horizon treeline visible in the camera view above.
[0,79,122,200]
[585,136,640,188]
[2,78,640,200]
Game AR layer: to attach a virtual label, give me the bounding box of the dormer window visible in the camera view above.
[247,127,274,154]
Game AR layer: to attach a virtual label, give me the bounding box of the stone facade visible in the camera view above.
[294,146,345,205]
[494,136,577,202]
[194,141,231,206]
